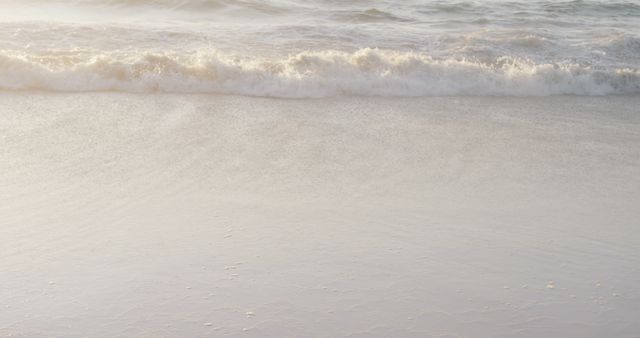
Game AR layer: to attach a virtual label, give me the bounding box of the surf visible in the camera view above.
[0,49,638,97]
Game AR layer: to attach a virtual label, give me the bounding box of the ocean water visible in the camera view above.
[2,3,640,337]
[0,0,639,96]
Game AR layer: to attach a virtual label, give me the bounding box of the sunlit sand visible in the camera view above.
[2,94,639,337]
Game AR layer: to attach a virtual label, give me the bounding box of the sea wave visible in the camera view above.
[1,49,638,97]
[13,0,640,17]
[12,0,292,13]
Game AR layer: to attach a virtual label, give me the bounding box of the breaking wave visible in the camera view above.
[1,49,639,97]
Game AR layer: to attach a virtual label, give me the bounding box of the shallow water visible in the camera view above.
[1,94,639,337]
[2,2,639,337]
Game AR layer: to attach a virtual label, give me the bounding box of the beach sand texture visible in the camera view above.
[1,94,639,337]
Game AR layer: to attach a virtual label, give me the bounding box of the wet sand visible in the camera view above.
[1,94,639,337]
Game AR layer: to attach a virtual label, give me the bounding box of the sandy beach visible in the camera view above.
[1,94,639,337]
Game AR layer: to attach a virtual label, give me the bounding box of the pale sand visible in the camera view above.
[1,94,639,337]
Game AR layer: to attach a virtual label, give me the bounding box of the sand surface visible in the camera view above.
[1,94,639,337]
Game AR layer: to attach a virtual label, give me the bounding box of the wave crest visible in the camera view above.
[1,49,639,97]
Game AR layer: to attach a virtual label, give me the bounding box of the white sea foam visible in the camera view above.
[1,49,638,97]
[1,0,639,97]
